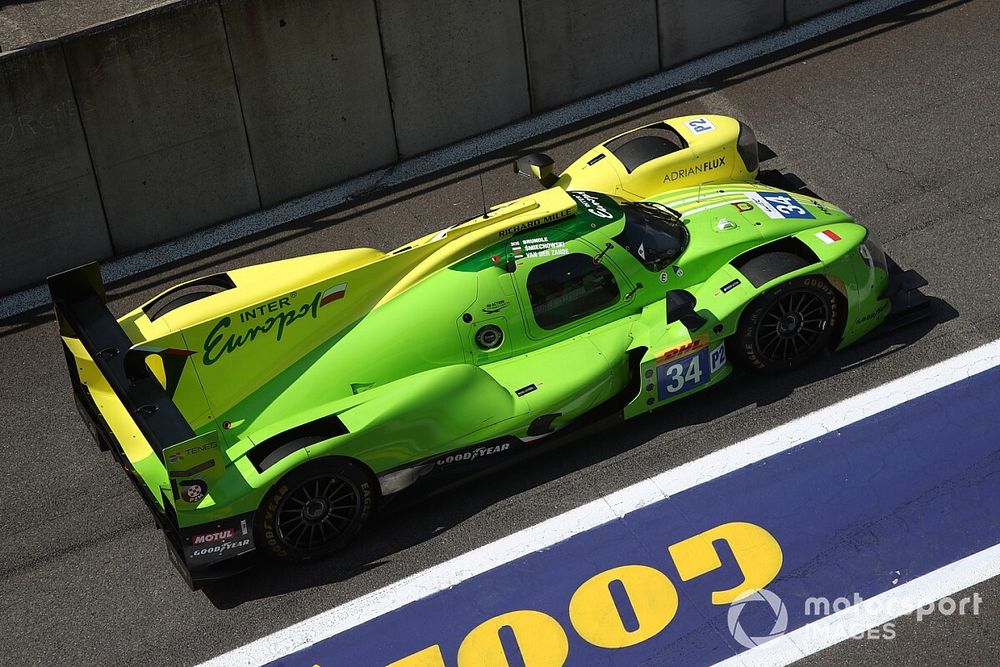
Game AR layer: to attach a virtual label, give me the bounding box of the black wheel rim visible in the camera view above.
[276,475,361,550]
[755,290,829,362]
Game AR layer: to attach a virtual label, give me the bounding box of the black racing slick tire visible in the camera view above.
[256,458,374,561]
[733,275,840,373]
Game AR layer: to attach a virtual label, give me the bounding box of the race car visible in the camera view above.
[48,115,928,588]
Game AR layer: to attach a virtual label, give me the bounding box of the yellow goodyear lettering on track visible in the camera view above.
[458,610,569,667]
[391,521,783,665]
[386,644,446,667]
[568,565,678,649]
[669,521,784,605]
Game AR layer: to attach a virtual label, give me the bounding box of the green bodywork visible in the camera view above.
[135,182,888,535]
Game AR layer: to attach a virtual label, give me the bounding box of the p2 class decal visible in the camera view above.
[745,192,816,220]
[709,342,727,373]
[684,117,716,134]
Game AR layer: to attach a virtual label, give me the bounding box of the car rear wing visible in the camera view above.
[48,263,195,462]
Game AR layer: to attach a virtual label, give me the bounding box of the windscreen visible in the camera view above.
[612,202,689,271]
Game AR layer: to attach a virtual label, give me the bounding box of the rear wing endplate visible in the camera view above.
[48,263,195,461]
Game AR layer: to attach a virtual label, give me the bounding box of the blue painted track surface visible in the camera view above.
[273,365,1000,666]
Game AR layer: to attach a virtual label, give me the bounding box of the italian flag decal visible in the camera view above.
[320,283,348,306]
[815,229,842,244]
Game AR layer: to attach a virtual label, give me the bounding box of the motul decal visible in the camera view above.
[191,528,235,545]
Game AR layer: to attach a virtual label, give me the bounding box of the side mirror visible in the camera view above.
[514,153,558,188]
[666,289,706,331]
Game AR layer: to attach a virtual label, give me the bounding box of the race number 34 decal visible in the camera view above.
[656,343,726,400]
[746,192,816,220]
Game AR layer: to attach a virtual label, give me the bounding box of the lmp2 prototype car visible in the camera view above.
[49,115,928,587]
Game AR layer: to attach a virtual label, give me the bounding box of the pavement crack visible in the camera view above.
[787,96,999,241]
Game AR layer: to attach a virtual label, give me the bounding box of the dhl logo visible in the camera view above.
[656,335,709,364]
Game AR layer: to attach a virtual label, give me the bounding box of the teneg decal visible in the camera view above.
[746,192,816,220]
[663,157,726,182]
[684,117,716,134]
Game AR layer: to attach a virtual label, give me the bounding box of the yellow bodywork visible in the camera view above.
[64,337,155,465]
[557,114,755,199]
[62,188,579,439]
[58,113,758,475]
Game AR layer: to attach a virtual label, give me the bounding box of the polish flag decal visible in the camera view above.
[815,229,842,244]
[321,283,348,306]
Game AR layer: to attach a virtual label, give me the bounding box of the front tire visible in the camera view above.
[256,458,374,561]
[734,275,840,372]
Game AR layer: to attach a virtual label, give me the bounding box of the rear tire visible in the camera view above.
[733,276,840,373]
[256,458,374,561]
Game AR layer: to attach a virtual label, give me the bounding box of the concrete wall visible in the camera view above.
[63,1,259,253]
[0,45,110,293]
[220,0,397,206]
[787,0,857,23]
[0,0,878,295]
[521,0,659,112]
[659,0,785,69]
[376,0,530,157]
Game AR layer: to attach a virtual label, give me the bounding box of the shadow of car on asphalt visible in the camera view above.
[203,296,955,608]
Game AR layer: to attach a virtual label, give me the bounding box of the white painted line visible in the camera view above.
[716,542,1000,666]
[0,0,919,321]
[199,339,1000,667]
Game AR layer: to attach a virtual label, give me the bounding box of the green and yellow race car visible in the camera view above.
[49,115,928,587]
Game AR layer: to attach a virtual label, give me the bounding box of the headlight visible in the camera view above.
[737,121,759,173]
[859,238,888,274]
